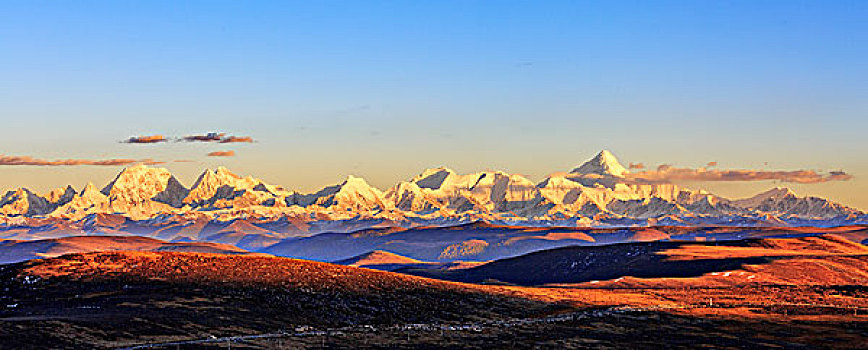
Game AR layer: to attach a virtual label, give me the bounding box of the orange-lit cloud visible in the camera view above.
[123,135,168,144]
[220,136,253,143]
[182,132,253,143]
[206,151,235,157]
[628,162,645,169]
[182,132,225,142]
[123,132,255,144]
[706,161,718,167]
[627,165,853,184]
[0,155,162,166]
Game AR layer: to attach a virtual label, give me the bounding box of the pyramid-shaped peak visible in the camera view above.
[185,167,268,203]
[44,185,77,203]
[81,182,101,194]
[77,182,109,202]
[190,167,244,188]
[412,167,457,190]
[101,164,188,207]
[46,185,74,201]
[104,164,175,191]
[598,149,617,160]
[123,163,158,172]
[570,150,628,177]
[418,166,455,176]
[214,166,239,177]
[342,175,374,188]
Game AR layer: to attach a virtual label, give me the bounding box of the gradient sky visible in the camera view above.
[1,1,866,209]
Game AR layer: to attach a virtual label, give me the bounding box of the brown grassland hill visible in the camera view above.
[0,235,261,264]
[0,233,866,349]
[410,234,868,286]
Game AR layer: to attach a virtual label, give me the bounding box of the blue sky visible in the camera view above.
[1,1,866,208]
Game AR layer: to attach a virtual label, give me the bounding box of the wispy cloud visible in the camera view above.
[706,161,718,167]
[628,162,645,169]
[0,155,162,166]
[627,165,853,184]
[206,151,235,157]
[122,135,168,144]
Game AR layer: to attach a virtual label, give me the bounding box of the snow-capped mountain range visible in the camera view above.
[1,151,864,228]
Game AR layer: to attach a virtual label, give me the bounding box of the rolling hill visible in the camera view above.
[0,251,551,348]
[409,234,868,286]
[334,250,485,272]
[0,235,258,264]
[263,222,868,263]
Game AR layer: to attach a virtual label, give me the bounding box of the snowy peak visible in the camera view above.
[385,181,441,212]
[191,166,242,189]
[0,158,863,223]
[731,187,860,218]
[342,174,373,189]
[187,167,254,200]
[79,182,105,198]
[571,150,628,178]
[331,175,385,210]
[458,172,539,211]
[0,188,51,216]
[183,167,287,209]
[44,185,76,205]
[102,164,190,208]
[289,175,386,211]
[732,187,797,208]
[51,182,110,217]
[411,167,456,190]
[0,185,87,216]
[762,187,797,199]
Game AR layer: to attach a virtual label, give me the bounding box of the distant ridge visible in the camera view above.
[0,151,863,230]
